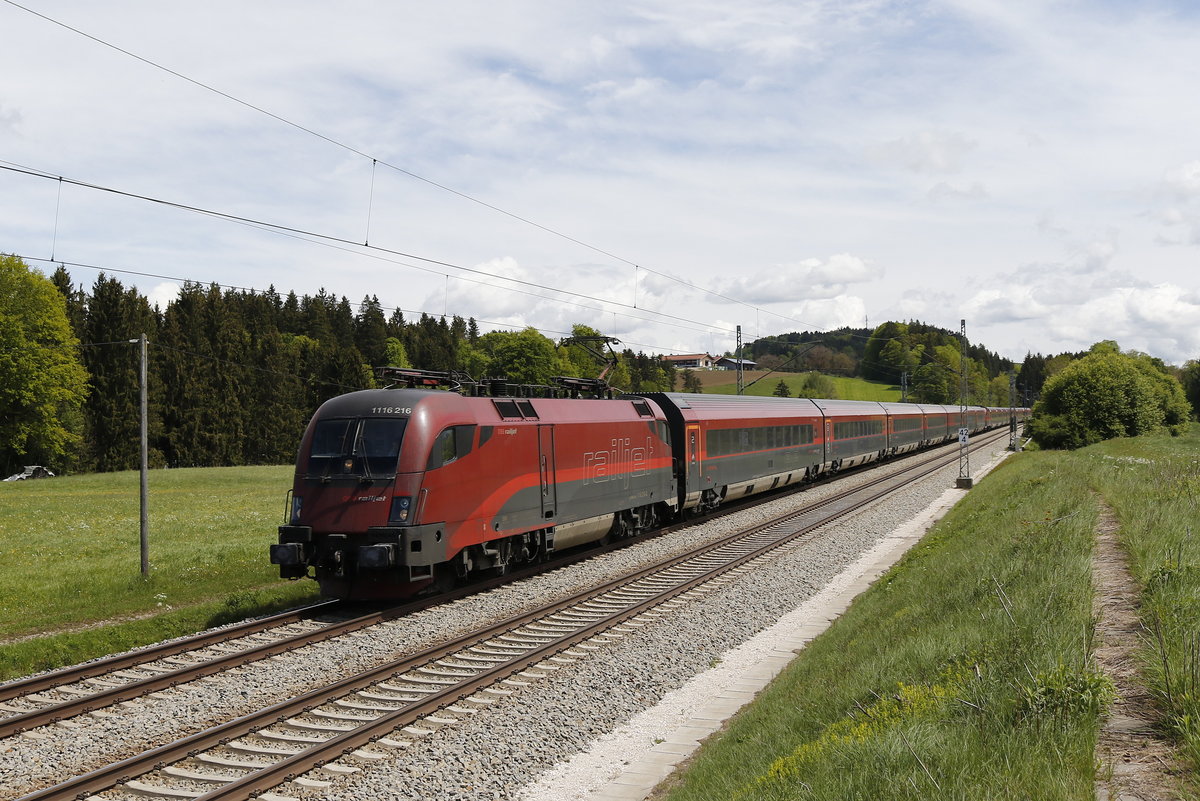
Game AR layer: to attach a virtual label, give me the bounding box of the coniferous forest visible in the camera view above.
[33,264,680,474]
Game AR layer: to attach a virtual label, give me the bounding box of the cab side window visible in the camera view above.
[427,425,477,469]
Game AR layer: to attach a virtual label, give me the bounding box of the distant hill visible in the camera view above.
[688,370,903,402]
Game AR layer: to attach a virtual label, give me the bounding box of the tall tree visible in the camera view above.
[862,321,908,381]
[476,328,562,385]
[50,265,87,341]
[1181,360,1200,421]
[0,256,89,475]
[158,282,208,467]
[200,284,250,465]
[279,291,303,335]
[80,273,159,471]
[354,295,388,368]
[243,329,307,464]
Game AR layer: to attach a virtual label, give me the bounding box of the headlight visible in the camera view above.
[290,496,303,524]
[389,496,412,524]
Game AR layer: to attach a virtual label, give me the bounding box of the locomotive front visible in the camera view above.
[270,388,459,598]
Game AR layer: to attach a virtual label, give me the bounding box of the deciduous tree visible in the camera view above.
[0,256,89,474]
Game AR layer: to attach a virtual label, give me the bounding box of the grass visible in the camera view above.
[1080,430,1200,778]
[0,465,321,680]
[660,442,1112,799]
[699,371,902,401]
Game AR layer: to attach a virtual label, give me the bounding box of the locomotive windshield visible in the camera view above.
[307,417,406,479]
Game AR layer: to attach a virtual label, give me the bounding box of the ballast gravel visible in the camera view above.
[0,440,1011,801]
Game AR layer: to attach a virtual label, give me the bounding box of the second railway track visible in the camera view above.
[0,428,992,741]
[10,428,1011,801]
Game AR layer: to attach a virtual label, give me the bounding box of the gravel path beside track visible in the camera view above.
[0,439,1008,801]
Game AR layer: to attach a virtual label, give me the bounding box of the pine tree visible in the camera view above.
[158,282,207,467]
[354,295,388,368]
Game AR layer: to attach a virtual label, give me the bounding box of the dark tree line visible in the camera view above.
[45,268,677,473]
[52,271,376,470]
[746,327,863,376]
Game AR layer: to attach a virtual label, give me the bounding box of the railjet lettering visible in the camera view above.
[583,437,652,487]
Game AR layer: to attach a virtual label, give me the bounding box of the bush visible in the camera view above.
[1029,345,1190,449]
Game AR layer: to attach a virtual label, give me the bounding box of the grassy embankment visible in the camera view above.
[1087,434,1200,773]
[694,370,902,401]
[659,428,1200,800]
[0,465,320,681]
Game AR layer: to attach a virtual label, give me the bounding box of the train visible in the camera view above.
[271,380,1029,599]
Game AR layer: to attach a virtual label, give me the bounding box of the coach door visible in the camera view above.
[538,424,557,520]
[686,424,702,489]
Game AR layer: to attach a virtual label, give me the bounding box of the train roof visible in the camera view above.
[808,399,887,417]
[314,388,669,425]
[643,392,823,420]
[314,388,450,417]
[645,393,997,421]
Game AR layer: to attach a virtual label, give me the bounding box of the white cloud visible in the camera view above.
[872,131,977,175]
[964,286,1046,325]
[1154,161,1200,247]
[722,254,881,303]
[146,281,181,310]
[0,104,20,135]
[1164,160,1200,199]
[928,181,988,202]
[787,294,868,331]
[1045,284,1200,360]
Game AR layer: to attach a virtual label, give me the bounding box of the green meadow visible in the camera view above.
[0,465,319,680]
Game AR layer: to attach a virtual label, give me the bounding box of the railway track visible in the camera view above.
[0,431,988,740]
[13,428,1009,801]
[0,536,671,741]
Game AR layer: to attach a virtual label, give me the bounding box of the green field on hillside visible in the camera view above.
[0,466,318,679]
[659,429,1200,799]
[701,372,903,401]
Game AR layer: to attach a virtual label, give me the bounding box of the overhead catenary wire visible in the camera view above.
[1,161,741,342]
[1,0,867,338]
[194,208,729,340]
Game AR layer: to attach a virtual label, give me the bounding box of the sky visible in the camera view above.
[2,0,1199,366]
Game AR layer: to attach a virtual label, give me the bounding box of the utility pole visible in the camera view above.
[956,319,973,489]
[129,333,150,576]
[900,371,909,403]
[1008,371,1021,451]
[736,325,744,395]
